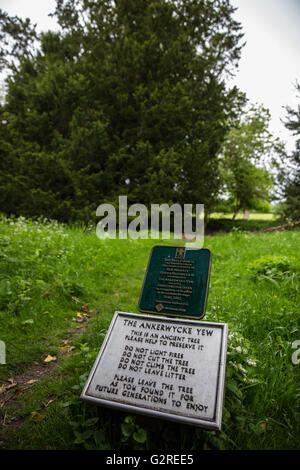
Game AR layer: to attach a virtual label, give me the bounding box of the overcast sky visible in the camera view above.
[231,0,300,152]
[1,0,299,152]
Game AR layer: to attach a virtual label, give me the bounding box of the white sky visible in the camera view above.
[0,0,299,152]
[0,0,58,33]
[231,0,300,152]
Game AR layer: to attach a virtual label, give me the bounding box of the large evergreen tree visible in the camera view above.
[0,0,245,222]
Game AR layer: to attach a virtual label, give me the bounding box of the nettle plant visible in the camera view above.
[211,329,261,448]
[248,255,298,284]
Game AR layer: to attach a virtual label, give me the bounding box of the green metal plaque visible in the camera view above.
[138,246,212,320]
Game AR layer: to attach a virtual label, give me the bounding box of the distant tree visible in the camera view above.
[220,105,281,218]
[280,82,300,221]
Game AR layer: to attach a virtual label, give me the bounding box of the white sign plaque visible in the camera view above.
[81,312,228,430]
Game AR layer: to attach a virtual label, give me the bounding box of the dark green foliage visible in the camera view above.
[0,0,245,221]
[281,142,300,221]
[219,105,280,219]
[206,217,275,234]
[280,82,300,221]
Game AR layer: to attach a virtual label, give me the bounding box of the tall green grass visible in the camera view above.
[0,216,299,450]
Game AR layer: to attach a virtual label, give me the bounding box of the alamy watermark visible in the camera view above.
[292,340,300,365]
[0,340,5,365]
[96,196,204,247]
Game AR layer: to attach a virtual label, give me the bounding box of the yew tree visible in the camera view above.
[1,0,245,221]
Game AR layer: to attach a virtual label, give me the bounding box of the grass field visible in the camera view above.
[209,212,278,220]
[0,215,299,450]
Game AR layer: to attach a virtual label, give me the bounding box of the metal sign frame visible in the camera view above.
[81,311,228,431]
